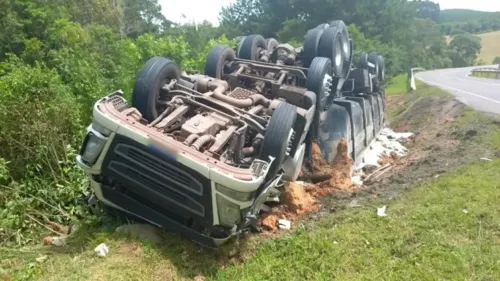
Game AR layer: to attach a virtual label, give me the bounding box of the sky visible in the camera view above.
[159,0,500,26]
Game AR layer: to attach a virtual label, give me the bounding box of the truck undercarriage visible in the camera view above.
[76,20,388,247]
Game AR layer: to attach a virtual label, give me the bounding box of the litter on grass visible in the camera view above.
[278,219,292,230]
[94,243,109,257]
[377,206,388,217]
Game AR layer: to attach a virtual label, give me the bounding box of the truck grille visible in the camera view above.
[101,135,213,225]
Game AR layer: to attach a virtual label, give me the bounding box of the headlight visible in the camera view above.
[92,122,112,136]
[80,132,107,165]
[216,194,241,227]
[216,184,255,202]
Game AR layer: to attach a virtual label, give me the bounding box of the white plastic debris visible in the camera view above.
[377,206,387,217]
[50,236,68,247]
[463,209,469,214]
[333,241,338,245]
[356,128,413,170]
[94,243,109,257]
[278,219,292,230]
[480,158,492,162]
[351,174,363,186]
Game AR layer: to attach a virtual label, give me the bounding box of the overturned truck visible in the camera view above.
[76,20,387,247]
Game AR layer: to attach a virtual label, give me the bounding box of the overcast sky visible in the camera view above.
[159,0,500,25]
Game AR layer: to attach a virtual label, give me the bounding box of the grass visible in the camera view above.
[477,31,500,64]
[211,160,500,280]
[2,81,500,281]
[385,74,408,96]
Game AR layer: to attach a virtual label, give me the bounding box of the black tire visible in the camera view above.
[306,57,333,139]
[265,38,279,53]
[302,28,324,67]
[368,52,380,78]
[237,34,267,60]
[328,20,351,62]
[306,57,333,113]
[317,26,344,77]
[259,102,297,180]
[358,52,369,69]
[132,57,180,122]
[204,45,236,79]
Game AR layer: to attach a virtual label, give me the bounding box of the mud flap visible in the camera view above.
[367,94,381,134]
[346,96,375,147]
[376,91,386,125]
[333,99,366,162]
[317,104,352,163]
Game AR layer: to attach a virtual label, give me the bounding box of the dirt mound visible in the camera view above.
[260,139,355,232]
[307,139,356,197]
[282,182,319,215]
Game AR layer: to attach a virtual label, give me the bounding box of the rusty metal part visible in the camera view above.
[154,105,190,131]
[208,125,238,154]
[181,114,223,138]
[191,134,215,151]
[99,95,254,181]
[189,74,271,108]
[248,104,264,115]
[228,87,255,100]
[242,147,255,157]
[184,134,199,146]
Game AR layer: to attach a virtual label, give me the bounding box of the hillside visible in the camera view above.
[446,30,500,64]
[477,30,500,64]
[440,9,500,23]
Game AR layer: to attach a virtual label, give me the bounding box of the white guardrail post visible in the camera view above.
[409,68,425,92]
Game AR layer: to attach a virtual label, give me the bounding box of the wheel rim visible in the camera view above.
[322,73,333,107]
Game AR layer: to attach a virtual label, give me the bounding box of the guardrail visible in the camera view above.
[471,67,500,79]
[409,68,426,91]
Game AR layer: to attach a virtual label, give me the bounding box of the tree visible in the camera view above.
[417,0,440,23]
[449,34,482,67]
[493,57,500,64]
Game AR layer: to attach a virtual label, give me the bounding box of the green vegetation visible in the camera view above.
[493,56,500,65]
[385,74,408,96]
[440,9,500,35]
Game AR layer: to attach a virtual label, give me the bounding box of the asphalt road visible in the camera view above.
[415,65,500,115]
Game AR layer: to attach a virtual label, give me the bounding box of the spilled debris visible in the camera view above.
[259,128,412,232]
[94,243,109,257]
[357,128,413,170]
[377,206,388,217]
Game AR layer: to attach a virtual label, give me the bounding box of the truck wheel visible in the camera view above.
[377,55,386,82]
[302,28,324,67]
[259,102,297,180]
[306,57,333,138]
[132,57,180,122]
[368,52,380,78]
[358,52,369,69]
[265,38,279,53]
[329,20,351,63]
[238,34,267,61]
[316,23,330,29]
[204,45,236,79]
[318,26,344,77]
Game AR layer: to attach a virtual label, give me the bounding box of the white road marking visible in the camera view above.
[416,76,500,105]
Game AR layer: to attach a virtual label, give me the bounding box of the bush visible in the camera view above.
[493,57,500,64]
